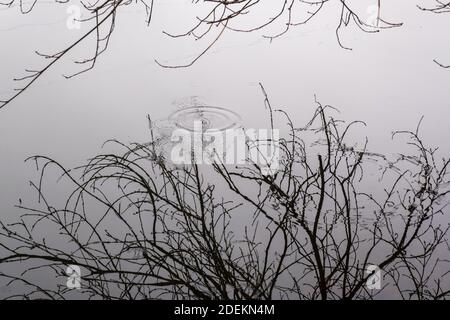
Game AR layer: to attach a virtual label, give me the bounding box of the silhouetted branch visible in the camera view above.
[418,1,450,68]
[0,92,448,299]
[1,0,404,108]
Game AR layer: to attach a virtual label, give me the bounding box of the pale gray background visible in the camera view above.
[0,0,449,296]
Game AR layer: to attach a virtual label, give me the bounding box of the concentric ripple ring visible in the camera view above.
[168,106,242,132]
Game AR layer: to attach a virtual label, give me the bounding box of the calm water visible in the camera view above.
[0,0,449,298]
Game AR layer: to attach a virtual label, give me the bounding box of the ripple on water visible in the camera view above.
[168,106,242,132]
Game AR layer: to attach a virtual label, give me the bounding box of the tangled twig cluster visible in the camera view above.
[0,92,448,299]
[0,0,404,109]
